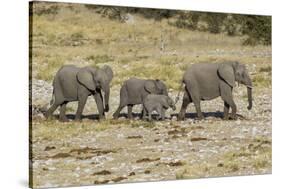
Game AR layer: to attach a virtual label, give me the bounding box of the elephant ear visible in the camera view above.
[161,97,170,109]
[101,65,113,82]
[218,63,235,88]
[77,67,96,91]
[144,80,157,94]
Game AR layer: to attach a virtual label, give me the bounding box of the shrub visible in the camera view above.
[241,15,272,45]
[31,2,59,16]
[86,55,113,64]
[204,13,226,34]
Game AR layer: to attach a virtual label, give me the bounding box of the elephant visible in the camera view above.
[177,61,252,120]
[113,78,168,119]
[143,94,176,121]
[44,64,113,122]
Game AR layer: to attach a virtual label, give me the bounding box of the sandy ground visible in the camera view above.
[30,86,271,188]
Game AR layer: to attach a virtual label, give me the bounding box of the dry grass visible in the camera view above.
[31,2,271,90]
[176,137,272,179]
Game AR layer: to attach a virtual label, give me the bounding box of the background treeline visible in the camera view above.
[32,3,271,46]
[86,5,272,46]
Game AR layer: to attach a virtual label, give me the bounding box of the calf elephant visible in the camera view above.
[143,94,176,121]
[113,78,168,119]
[177,61,252,120]
[44,65,113,122]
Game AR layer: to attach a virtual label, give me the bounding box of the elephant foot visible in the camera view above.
[74,116,82,122]
[177,112,185,121]
[196,115,204,120]
[112,113,119,119]
[43,112,50,119]
[59,117,69,122]
[223,116,229,120]
[177,117,184,121]
[229,114,237,120]
[98,115,105,121]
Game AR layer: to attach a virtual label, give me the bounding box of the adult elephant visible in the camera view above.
[44,65,113,122]
[113,78,168,119]
[177,61,252,120]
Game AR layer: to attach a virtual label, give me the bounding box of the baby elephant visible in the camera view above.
[143,94,176,121]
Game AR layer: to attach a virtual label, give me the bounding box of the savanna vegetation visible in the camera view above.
[30,2,271,188]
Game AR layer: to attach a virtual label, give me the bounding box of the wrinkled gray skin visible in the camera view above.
[113,78,168,119]
[143,94,176,121]
[44,65,113,122]
[178,61,252,120]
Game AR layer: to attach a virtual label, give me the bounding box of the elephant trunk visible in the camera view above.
[102,84,110,112]
[247,86,252,110]
[244,73,253,110]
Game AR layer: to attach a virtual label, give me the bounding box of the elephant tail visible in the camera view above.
[50,79,55,106]
[174,80,184,104]
[50,90,55,106]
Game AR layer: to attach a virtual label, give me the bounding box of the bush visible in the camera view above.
[204,13,226,34]
[241,15,272,45]
[173,11,201,30]
[31,2,59,16]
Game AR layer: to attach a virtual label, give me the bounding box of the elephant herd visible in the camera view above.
[44,61,253,122]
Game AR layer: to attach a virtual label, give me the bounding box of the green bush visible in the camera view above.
[204,13,226,34]
[31,2,59,16]
[241,15,272,45]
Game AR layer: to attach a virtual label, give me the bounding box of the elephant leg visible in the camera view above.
[59,102,68,122]
[148,110,152,122]
[228,100,237,120]
[187,86,203,119]
[194,101,203,119]
[44,103,60,119]
[178,91,190,120]
[127,105,133,119]
[155,105,162,120]
[94,92,105,120]
[113,104,125,119]
[160,107,166,120]
[142,107,148,120]
[113,86,128,119]
[223,102,230,120]
[97,89,105,116]
[75,95,88,121]
[140,108,144,119]
[221,88,237,120]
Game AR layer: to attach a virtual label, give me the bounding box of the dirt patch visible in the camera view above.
[144,170,151,174]
[94,180,110,184]
[70,147,97,154]
[44,146,56,151]
[190,137,208,142]
[128,172,136,176]
[50,153,71,159]
[136,157,160,163]
[92,170,112,176]
[127,135,143,139]
[70,147,118,156]
[111,176,127,182]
